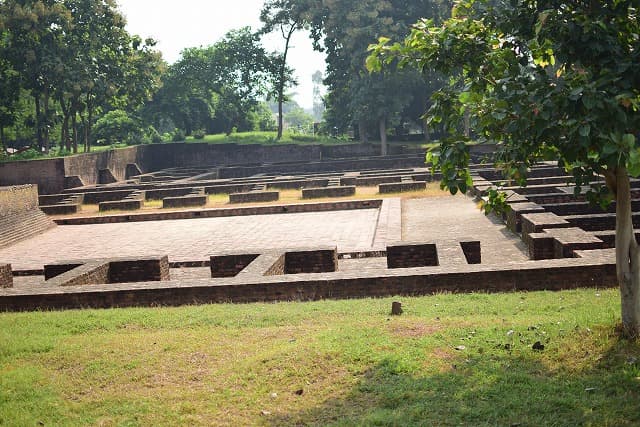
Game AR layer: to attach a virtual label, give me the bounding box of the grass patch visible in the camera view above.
[0,289,638,425]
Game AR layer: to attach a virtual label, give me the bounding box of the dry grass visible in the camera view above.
[53,184,450,218]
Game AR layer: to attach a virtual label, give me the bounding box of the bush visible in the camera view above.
[192,129,206,140]
[172,128,186,142]
[93,110,139,146]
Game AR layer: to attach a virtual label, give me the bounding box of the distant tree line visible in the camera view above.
[0,0,453,155]
[260,0,454,153]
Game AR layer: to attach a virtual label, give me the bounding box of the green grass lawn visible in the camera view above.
[1,289,638,426]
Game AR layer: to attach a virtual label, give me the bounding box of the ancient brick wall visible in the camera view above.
[387,243,439,268]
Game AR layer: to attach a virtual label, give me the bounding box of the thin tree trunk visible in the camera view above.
[72,112,78,154]
[276,22,297,140]
[379,117,387,156]
[43,87,50,153]
[34,93,43,150]
[358,120,368,144]
[615,167,640,337]
[423,118,431,143]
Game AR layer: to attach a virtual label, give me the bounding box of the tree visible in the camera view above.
[260,0,302,140]
[311,70,324,121]
[369,0,640,337]
[297,0,451,151]
[145,28,281,136]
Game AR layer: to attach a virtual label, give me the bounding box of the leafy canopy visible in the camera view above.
[368,0,640,202]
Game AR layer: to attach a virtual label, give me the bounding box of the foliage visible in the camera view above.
[143,27,281,137]
[171,128,186,142]
[0,0,163,153]
[93,110,138,146]
[369,0,640,336]
[0,290,637,425]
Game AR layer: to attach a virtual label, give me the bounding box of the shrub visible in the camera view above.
[172,128,186,142]
[192,129,206,140]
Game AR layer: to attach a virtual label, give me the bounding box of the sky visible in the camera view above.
[116,0,326,109]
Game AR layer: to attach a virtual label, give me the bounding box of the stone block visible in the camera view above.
[302,186,356,199]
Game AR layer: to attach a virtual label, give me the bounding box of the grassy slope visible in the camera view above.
[1,289,638,426]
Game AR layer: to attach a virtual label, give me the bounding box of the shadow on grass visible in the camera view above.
[267,338,640,426]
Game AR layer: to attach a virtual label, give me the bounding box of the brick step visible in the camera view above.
[0,211,54,248]
[400,176,413,183]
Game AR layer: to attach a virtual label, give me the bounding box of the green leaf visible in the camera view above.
[579,124,590,137]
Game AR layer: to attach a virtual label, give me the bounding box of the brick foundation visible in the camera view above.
[229,191,280,204]
[162,195,208,209]
[302,186,356,199]
[99,199,144,212]
[379,181,427,194]
[210,253,260,277]
[387,243,439,268]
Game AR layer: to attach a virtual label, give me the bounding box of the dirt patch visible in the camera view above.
[387,320,443,338]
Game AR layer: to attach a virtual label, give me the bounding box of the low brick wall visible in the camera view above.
[302,186,356,199]
[0,264,12,288]
[284,247,338,274]
[99,199,143,212]
[83,190,136,204]
[146,187,203,200]
[47,261,111,287]
[229,191,279,204]
[109,256,170,283]
[387,243,439,268]
[0,257,617,311]
[40,204,80,215]
[45,256,170,286]
[56,199,383,225]
[379,181,426,194]
[162,195,207,209]
[506,202,546,232]
[44,261,85,279]
[210,253,259,277]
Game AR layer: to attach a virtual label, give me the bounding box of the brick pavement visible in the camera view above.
[402,195,529,264]
[0,208,381,270]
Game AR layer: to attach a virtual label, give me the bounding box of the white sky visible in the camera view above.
[116,0,326,109]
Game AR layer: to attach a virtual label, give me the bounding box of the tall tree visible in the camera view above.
[0,0,72,152]
[260,0,302,139]
[369,0,640,336]
[145,28,282,136]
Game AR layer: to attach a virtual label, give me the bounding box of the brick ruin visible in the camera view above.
[0,144,626,311]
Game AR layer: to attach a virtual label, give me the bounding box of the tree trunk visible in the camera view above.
[423,118,431,143]
[34,93,43,150]
[358,120,368,144]
[43,87,50,153]
[614,167,640,337]
[276,23,297,140]
[379,117,387,156]
[72,112,78,154]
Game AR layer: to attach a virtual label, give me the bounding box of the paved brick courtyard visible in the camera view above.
[0,209,381,270]
[0,195,530,271]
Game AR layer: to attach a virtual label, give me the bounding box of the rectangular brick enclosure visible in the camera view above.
[44,256,170,286]
[387,242,439,268]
